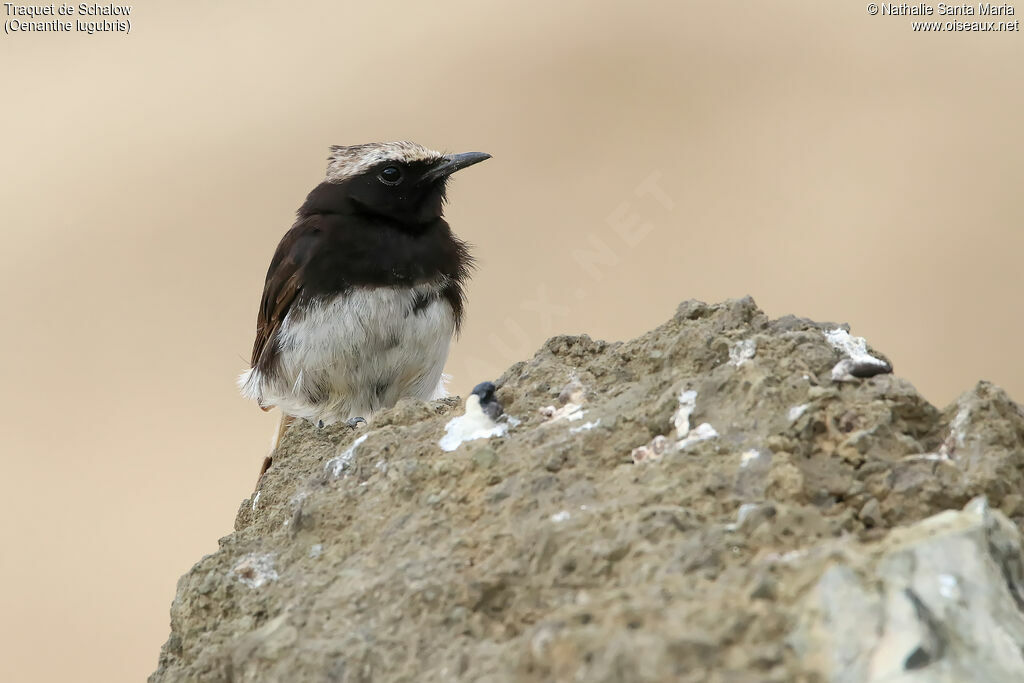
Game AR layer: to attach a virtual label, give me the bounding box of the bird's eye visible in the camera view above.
[377,166,403,186]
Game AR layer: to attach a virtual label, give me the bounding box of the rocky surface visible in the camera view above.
[151,298,1024,682]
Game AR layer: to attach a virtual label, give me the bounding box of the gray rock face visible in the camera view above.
[151,298,1024,682]
[793,497,1024,683]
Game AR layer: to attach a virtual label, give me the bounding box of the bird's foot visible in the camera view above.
[346,417,367,429]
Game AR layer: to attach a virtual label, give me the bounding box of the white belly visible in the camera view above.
[239,284,455,424]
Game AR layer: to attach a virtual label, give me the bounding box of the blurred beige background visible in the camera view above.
[1,1,1021,680]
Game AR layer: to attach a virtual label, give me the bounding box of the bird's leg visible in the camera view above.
[257,413,296,484]
[271,412,296,450]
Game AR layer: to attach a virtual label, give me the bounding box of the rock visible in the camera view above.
[858,497,883,527]
[792,497,1024,682]
[150,298,1024,682]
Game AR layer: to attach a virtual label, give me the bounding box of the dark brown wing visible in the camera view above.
[250,217,323,373]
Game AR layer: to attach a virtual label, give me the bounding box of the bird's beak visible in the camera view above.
[419,151,491,185]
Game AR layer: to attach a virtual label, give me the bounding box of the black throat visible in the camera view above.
[280,180,473,327]
[297,180,468,285]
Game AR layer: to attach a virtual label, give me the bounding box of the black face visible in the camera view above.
[299,151,490,230]
[345,160,449,226]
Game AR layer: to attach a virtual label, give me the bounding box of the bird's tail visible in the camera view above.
[431,372,452,400]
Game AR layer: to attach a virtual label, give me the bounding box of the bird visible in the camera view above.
[238,141,490,466]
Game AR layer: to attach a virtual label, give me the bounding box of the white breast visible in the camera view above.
[239,283,455,425]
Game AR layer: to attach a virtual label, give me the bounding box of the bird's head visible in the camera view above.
[312,141,490,225]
